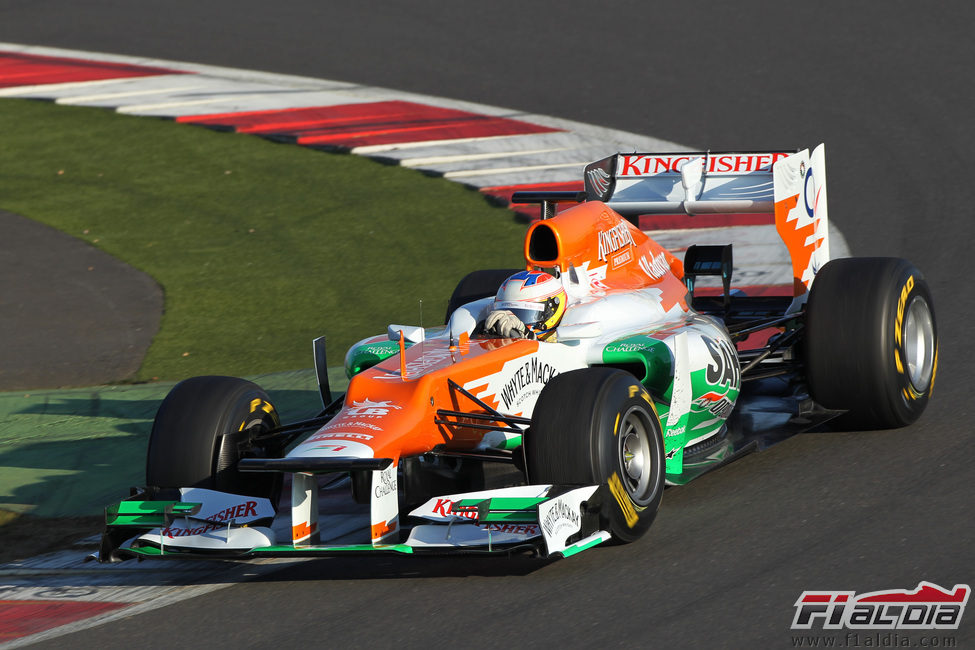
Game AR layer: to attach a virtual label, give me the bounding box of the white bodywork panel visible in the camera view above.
[538,485,599,556]
[292,472,319,546]
[407,523,541,548]
[370,463,399,544]
[666,331,692,429]
[178,487,275,524]
[139,525,276,551]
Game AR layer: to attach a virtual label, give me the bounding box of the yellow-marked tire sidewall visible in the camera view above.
[592,375,665,543]
[146,375,281,500]
[887,278,937,424]
[527,368,665,544]
[806,258,938,429]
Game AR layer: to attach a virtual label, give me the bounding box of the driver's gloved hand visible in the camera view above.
[485,310,528,338]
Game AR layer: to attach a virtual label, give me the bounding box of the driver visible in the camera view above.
[484,270,567,341]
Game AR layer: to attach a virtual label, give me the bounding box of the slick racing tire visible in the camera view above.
[527,368,665,543]
[146,376,282,501]
[444,268,521,323]
[805,258,938,429]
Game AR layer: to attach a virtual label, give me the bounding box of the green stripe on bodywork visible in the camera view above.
[449,497,545,523]
[477,430,524,451]
[559,533,609,558]
[495,434,523,451]
[453,497,547,510]
[470,511,538,523]
[602,335,674,398]
[602,333,740,482]
[345,340,411,378]
[105,500,200,526]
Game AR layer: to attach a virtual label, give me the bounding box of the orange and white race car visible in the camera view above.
[100,145,938,561]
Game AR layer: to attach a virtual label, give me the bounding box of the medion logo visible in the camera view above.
[638,251,669,280]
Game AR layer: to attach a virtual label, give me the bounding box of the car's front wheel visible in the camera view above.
[526,368,665,543]
[146,375,282,502]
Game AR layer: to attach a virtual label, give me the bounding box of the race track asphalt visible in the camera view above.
[0,210,161,390]
[2,2,973,647]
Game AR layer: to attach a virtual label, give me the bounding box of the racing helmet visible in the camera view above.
[493,270,568,339]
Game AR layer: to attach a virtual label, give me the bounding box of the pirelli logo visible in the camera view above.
[608,472,638,528]
[894,275,914,347]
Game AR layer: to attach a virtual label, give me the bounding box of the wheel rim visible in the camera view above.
[902,296,935,393]
[617,406,656,506]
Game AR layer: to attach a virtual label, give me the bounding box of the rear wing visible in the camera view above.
[585,150,785,215]
[513,144,830,297]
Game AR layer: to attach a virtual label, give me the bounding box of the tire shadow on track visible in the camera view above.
[0,372,329,519]
[249,554,555,581]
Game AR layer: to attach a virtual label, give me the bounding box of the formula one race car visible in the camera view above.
[100,144,938,561]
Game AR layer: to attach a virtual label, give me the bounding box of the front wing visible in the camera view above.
[100,485,611,562]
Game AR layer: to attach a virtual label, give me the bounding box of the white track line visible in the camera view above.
[352,134,548,154]
[115,97,238,113]
[443,161,585,179]
[0,78,134,97]
[0,560,291,649]
[56,85,203,105]
[401,147,569,167]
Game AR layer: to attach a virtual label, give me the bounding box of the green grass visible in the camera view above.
[0,99,527,380]
[0,369,343,517]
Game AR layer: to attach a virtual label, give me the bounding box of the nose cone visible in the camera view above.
[290,345,456,462]
[288,437,375,460]
[291,336,542,462]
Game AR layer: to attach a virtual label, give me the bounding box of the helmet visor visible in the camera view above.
[494,301,547,328]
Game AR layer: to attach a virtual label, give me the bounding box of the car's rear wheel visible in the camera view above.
[146,375,282,502]
[527,368,665,543]
[444,268,521,323]
[804,257,938,429]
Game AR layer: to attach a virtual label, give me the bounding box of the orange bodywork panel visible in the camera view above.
[525,200,686,310]
[304,337,539,462]
[773,194,824,297]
